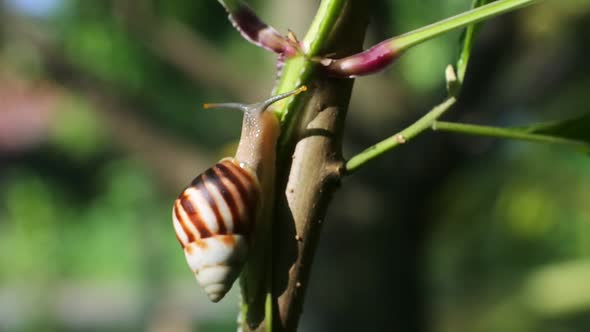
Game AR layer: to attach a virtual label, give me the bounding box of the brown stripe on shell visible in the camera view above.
[215,160,260,233]
[173,201,195,243]
[220,235,236,247]
[227,161,260,228]
[215,162,250,204]
[200,168,228,235]
[211,165,242,234]
[221,159,260,210]
[174,159,260,245]
[179,186,213,238]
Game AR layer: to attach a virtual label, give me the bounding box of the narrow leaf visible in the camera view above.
[521,112,590,143]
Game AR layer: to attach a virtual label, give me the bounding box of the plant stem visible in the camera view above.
[432,121,590,152]
[269,0,370,330]
[322,0,541,77]
[302,0,349,55]
[391,0,539,51]
[345,97,457,174]
[456,0,488,83]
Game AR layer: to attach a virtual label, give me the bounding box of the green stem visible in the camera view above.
[273,0,348,142]
[345,97,457,174]
[392,0,539,51]
[303,0,348,55]
[265,292,272,331]
[240,0,352,329]
[323,0,541,78]
[432,121,590,152]
[456,0,487,83]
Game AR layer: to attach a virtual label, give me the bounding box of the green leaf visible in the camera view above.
[521,112,590,143]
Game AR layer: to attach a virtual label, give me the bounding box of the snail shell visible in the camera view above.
[172,85,306,303]
[172,158,260,302]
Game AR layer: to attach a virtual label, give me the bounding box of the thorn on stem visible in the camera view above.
[319,58,334,66]
[395,134,406,144]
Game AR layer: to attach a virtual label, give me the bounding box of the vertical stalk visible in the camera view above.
[269,0,370,331]
[240,0,370,329]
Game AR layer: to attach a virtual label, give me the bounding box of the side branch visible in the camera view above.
[432,121,590,152]
[320,0,541,77]
[345,97,457,174]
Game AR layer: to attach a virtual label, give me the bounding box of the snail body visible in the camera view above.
[172,86,306,302]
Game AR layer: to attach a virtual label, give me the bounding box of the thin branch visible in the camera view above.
[432,121,590,152]
[391,0,537,52]
[345,97,457,174]
[320,0,541,77]
[456,0,490,84]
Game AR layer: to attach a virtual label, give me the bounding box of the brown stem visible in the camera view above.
[272,1,370,330]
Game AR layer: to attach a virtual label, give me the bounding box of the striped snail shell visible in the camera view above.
[173,158,260,302]
[173,86,306,302]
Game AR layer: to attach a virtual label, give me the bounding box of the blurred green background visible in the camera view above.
[1,0,589,331]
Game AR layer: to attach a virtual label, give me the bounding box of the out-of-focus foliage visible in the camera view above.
[0,0,589,331]
[429,146,590,332]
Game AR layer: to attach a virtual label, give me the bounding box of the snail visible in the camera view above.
[172,86,307,302]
